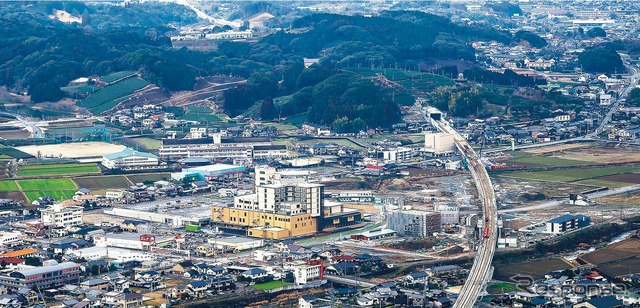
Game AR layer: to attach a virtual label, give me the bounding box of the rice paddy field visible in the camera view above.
[0,178,78,203]
[24,190,77,202]
[18,178,77,191]
[17,163,101,177]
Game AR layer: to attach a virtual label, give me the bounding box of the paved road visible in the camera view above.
[0,112,44,138]
[433,120,497,308]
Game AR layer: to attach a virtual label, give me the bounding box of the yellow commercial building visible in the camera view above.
[211,206,317,239]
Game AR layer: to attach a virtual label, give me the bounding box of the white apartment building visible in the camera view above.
[257,183,323,217]
[189,127,209,139]
[254,166,318,187]
[293,262,323,285]
[234,182,324,217]
[41,204,83,227]
[382,147,414,163]
[102,148,159,169]
[252,145,288,160]
[0,231,25,246]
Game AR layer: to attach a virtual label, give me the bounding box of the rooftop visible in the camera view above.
[103,148,157,160]
[1,249,38,258]
[13,262,78,277]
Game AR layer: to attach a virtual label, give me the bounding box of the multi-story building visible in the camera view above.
[382,147,414,163]
[0,261,81,291]
[159,135,278,164]
[434,204,459,225]
[387,210,441,237]
[425,132,455,156]
[254,166,317,187]
[546,214,587,234]
[41,204,83,227]
[293,260,324,285]
[0,231,25,246]
[102,148,159,170]
[212,182,362,239]
[252,145,288,160]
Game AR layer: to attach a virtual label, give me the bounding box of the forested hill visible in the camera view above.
[0,2,199,103]
[261,11,511,66]
[0,3,530,131]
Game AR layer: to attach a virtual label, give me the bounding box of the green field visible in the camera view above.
[24,190,77,203]
[0,147,34,159]
[18,163,100,177]
[0,180,19,191]
[18,178,77,191]
[91,94,135,114]
[60,84,98,96]
[502,165,640,183]
[283,114,307,127]
[126,173,171,184]
[488,282,520,293]
[77,78,149,113]
[128,138,162,151]
[180,106,222,123]
[249,281,292,291]
[508,156,591,167]
[100,71,135,83]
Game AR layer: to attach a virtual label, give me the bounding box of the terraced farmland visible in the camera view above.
[77,78,150,114]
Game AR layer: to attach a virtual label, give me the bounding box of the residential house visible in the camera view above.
[406,271,429,284]
[173,260,194,274]
[241,268,268,280]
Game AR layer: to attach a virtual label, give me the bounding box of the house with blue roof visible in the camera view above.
[241,268,268,280]
[102,148,158,170]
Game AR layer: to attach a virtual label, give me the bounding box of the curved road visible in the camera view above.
[434,120,497,308]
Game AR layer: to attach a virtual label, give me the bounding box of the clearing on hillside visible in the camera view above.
[77,78,150,114]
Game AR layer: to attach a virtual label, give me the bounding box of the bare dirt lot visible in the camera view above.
[594,191,640,206]
[0,129,30,139]
[493,258,573,281]
[17,142,126,159]
[524,143,592,154]
[553,144,640,164]
[0,191,27,204]
[594,173,640,184]
[597,255,640,277]
[579,238,640,265]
